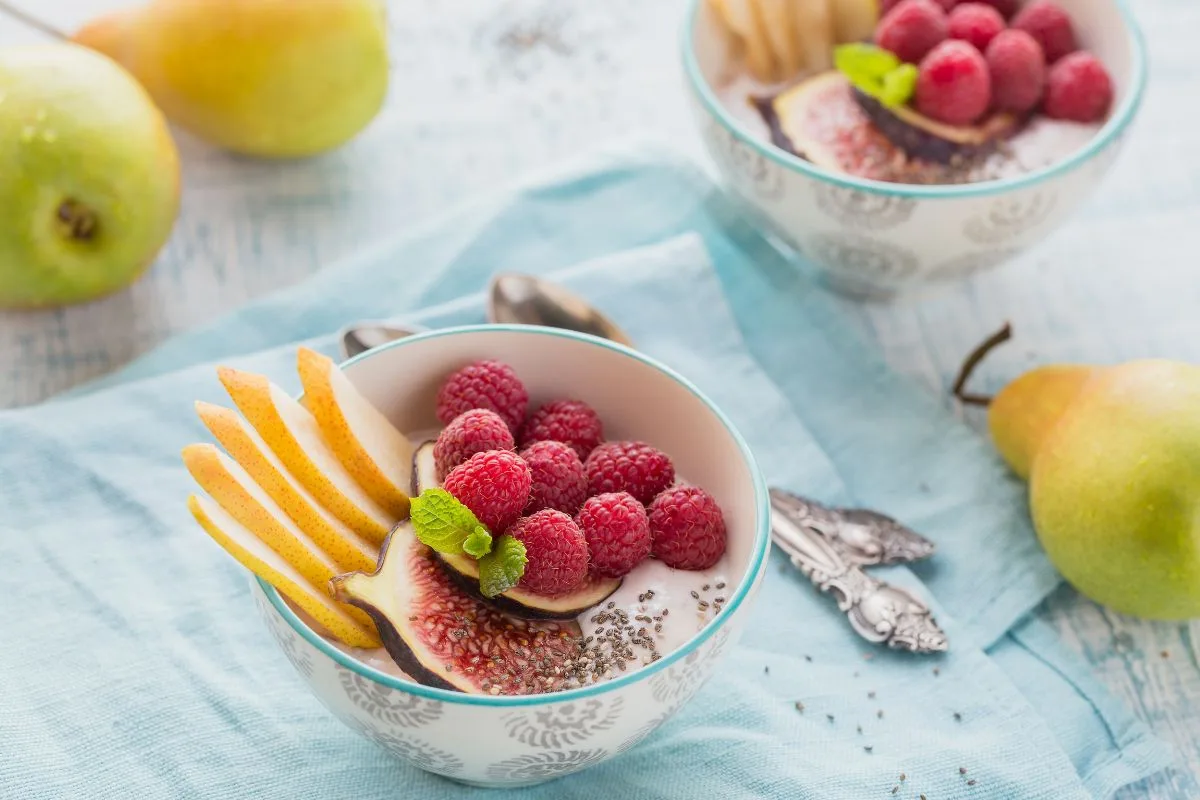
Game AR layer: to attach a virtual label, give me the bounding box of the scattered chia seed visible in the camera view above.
[864,745,873,754]
[805,655,812,663]
[826,713,835,723]
[606,601,615,609]
[877,710,884,719]
[868,691,876,699]
[921,795,928,800]
[715,596,725,604]
[891,787,898,794]
[698,600,710,610]
[856,725,863,735]
[968,779,977,786]
[662,608,669,616]
[960,767,967,775]
[764,666,770,675]
[794,701,805,713]
[646,589,655,599]
[933,667,941,676]
[1161,650,1170,658]
[900,773,906,782]
[954,712,963,722]
[716,581,726,589]
[690,590,700,600]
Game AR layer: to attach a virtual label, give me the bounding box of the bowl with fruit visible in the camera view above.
[181,325,770,787]
[683,0,1147,297]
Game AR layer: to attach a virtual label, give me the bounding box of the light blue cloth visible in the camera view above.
[0,145,1171,799]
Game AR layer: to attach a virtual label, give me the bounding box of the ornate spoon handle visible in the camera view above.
[769,492,949,654]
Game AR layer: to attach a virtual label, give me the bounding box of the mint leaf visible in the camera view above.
[409,488,491,555]
[835,42,899,82]
[477,534,527,599]
[463,530,493,559]
[880,63,918,108]
[834,43,917,109]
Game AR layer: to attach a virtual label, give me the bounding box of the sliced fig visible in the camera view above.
[331,522,583,695]
[410,440,622,619]
[756,71,1020,182]
[853,89,1019,164]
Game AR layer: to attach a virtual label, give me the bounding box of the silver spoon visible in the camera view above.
[486,272,635,348]
[340,321,428,360]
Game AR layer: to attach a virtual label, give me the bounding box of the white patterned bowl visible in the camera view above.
[252,325,770,788]
[682,0,1148,298]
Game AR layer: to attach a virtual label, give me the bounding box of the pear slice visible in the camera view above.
[832,0,879,45]
[218,366,394,544]
[757,0,803,78]
[716,0,778,82]
[296,347,414,520]
[195,401,378,575]
[794,0,836,74]
[188,493,381,649]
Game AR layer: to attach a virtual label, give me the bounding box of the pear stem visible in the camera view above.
[0,1,68,40]
[952,321,1013,407]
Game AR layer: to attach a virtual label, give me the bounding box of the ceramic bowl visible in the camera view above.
[682,0,1148,298]
[251,325,770,788]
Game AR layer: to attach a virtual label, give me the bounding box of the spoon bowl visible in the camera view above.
[487,273,634,347]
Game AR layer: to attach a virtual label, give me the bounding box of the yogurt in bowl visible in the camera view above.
[683,0,1147,297]
[183,325,769,787]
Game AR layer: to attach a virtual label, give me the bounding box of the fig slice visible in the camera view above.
[756,71,1020,181]
[410,441,622,619]
[331,522,584,695]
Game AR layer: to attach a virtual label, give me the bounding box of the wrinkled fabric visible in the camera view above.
[1,148,1170,799]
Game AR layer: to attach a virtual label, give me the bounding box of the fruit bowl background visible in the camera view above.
[683,0,1147,299]
[251,325,771,788]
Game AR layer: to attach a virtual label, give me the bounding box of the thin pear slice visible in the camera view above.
[758,0,803,78]
[296,347,414,520]
[218,366,394,544]
[794,0,836,74]
[188,494,381,649]
[833,0,879,44]
[195,401,377,574]
[718,0,778,82]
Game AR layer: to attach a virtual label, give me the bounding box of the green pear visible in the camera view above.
[0,44,179,308]
[989,359,1200,620]
[72,0,389,159]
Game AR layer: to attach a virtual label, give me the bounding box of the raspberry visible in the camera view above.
[521,440,587,515]
[648,487,727,571]
[584,441,675,505]
[433,409,514,479]
[947,3,1005,52]
[916,40,992,125]
[974,0,1018,19]
[882,0,958,13]
[1011,1,1077,63]
[1043,51,1113,123]
[443,450,531,533]
[436,360,528,433]
[986,29,1045,113]
[576,493,652,579]
[875,0,949,65]
[519,399,604,460]
[508,510,589,596]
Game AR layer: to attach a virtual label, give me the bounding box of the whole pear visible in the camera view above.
[989,359,1200,619]
[0,44,179,308]
[73,0,389,159]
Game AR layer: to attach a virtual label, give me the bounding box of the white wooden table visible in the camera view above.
[2,1,1197,796]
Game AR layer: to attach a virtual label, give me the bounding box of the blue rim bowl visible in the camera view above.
[680,0,1149,199]
[257,324,772,708]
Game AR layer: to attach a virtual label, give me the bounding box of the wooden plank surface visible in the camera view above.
[1,1,1196,796]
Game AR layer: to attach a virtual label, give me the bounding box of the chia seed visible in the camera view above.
[690,591,700,600]
[716,581,725,590]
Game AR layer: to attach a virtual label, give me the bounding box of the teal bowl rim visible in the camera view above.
[680,0,1149,199]
[257,323,772,707]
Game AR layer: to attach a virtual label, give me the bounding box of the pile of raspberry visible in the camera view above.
[432,359,728,598]
[875,0,1114,126]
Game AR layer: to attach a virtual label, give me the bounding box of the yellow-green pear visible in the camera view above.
[989,359,1200,620]
[0,44,179,308]
[73,0,389,159]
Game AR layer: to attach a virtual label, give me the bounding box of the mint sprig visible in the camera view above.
[410,488,492,556]
[477,534,527,599]
[835,43,917,108]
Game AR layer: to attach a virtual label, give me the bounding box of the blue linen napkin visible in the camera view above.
[0,144,1171,799]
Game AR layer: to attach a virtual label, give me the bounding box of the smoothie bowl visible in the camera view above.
[683,0,1147,297]
[181,325,770,787]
